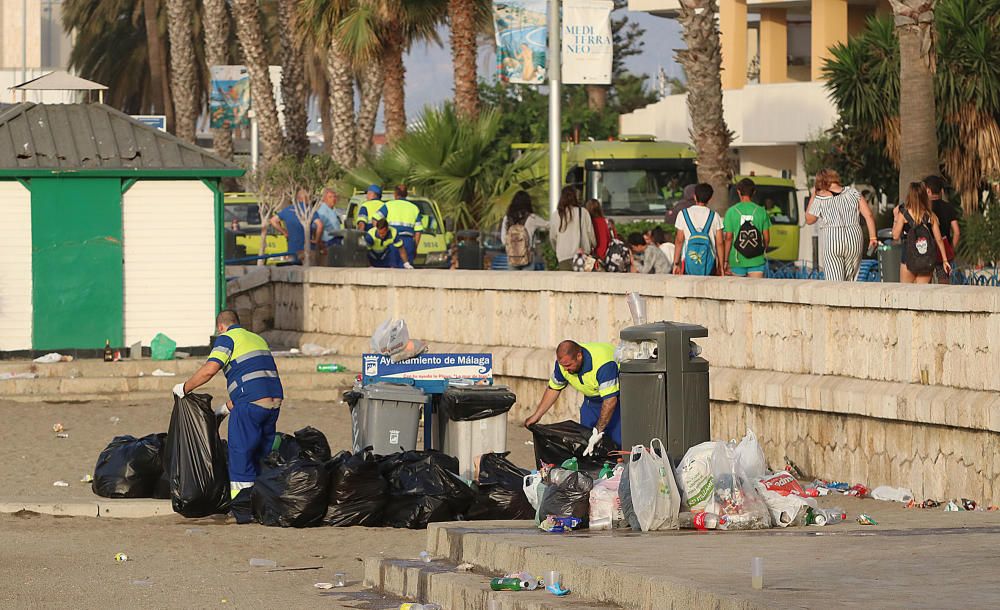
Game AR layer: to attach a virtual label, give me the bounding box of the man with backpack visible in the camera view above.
[723,178,771,278]
[672,183,725,276]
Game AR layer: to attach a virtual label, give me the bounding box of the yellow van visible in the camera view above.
[223,192,289,264]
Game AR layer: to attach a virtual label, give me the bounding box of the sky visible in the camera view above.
[399,9,684,122]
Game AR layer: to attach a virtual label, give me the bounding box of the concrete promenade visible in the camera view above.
[227,266,1000,505]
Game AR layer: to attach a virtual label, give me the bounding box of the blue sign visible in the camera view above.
[362,353,493,384]
[132,115,167,132]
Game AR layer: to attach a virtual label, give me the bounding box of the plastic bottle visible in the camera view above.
[806,508,846,526]
[560,457,579,471]
[598,462,614,479]
[317,363,346,373]
[678,512,721,530]
[249,558,277,568]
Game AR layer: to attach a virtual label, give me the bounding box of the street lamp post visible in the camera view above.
[548,0,561,218]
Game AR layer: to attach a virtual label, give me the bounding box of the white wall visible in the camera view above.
[123,180,216,348]
[0,181,32,350]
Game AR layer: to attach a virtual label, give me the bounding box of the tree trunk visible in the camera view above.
[143,0,174,130]
[231,0,284,167]
[892,0,938,204]
[319,71,334,155]
[356,59,384,157]
[449,0,479,121]
[676,0,732,214]
[203,0,234,160]
[382,30,407,145]
[327,38,357,168]
[166,0,198,143]
[586,85,609,111]
[277,0,310,159]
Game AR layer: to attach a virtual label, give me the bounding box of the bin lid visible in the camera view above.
[441,384,516,421]
[362,382,426,402]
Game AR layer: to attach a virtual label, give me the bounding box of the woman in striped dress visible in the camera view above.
[805,169,878,281]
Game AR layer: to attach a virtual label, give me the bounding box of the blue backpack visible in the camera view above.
[682,208,717,276]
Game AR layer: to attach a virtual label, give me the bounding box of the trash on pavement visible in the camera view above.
[316,363,346,373]
[52,423,64,433]
[131,578,152,586]
[92,433,169,499]
[334,572,346,587]
[313,582,334,590]
[457,562,474,571]
[165,393,230,517]
[529,420,618,476]
[490,577,530,591]
[856,513,878,525]
[419,551,431,563]
[545,583,571,596]
[252,431,331,528]
[380,450,475,529]
[0,372,37,379]
[33,353,72,364]
[56,433,69,439]
[538,515,582,532]
[325,449,388,527]
[151,333,177,360]
[962,498,977,511]
[80,474,93,483]
[185,528,206,536]
[151,369,176,377]
[537,468,592,528]
[249,558,277,568]
[115,553,129,563]
[300,343,337,357]
[466,452,535,521]
[734,428,766,480]
[870,485,914,503]
[109,416,121,425]
[52,480,69,487]
[751,557,764,590]
[944,501,962,512]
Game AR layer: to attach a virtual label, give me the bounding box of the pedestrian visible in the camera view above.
[500,190,546,270]
[375,185,423,268]
[892,181,952,284]
[723,178,771,278]
[365,218,411,269]
[924,175,960,283]
[672,183,724,276]
[627,233,671,274]
[313,187,343,264]
[174,310,283,522]
[523,340,622,451]
[269,187,320,265]
[665,184,697,225]
[645,226,675,263]
[804,169,878,281]
[585,198,614,261]
[549,186,596,271]
[356,184,383,231]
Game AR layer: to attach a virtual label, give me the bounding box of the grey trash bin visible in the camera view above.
[877,242,902,283]
[327,229,369,267]
[456,230,482,269]
[351,383,426,454]
[619,321,710,461]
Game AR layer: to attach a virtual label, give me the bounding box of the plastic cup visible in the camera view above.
[334,572,346,587]
[751,557,763,590]
[626,292,647,325]
[547,571,561,588]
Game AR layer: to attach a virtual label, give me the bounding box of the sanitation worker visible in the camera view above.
[523,340,622,452]
[174,309,283,520]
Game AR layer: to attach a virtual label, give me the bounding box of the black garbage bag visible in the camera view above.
[325,449,389,527]
[538,468,594,525]
[529,420,618,475]
[274,427,332,463]
[440,385,516,421]
[92,433,167,498]
[465,452,534,520]
[251,452,330,528]
[381,450,475,529]
[164,393,230,518]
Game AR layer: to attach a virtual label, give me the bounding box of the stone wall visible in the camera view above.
[227,267,1000,504]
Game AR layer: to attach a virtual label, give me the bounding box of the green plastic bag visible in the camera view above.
[151,333,176,361]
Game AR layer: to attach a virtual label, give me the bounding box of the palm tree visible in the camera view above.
[356,58,384,157]
[203,0,234,160]
[165,0,197,142]
[142,0,174,131]
[448,0,481,120]
[890,0,939,204]
[231,0,284,167]
[278,0,310,159]
[675,0,732,213]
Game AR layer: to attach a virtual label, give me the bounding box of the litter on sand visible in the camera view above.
[34,353,72,364]
[151,369,176,377]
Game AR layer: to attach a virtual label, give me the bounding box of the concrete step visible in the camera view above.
[363,556,618,610]
[0,355,352,378]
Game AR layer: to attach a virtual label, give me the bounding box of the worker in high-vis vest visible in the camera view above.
[174,310,283,521]
[524,340,622,451]
[365,218,411,268]
[356,184,384,231]
[373,185,423,266]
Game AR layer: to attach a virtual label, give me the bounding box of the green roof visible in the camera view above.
[0,102,243,177]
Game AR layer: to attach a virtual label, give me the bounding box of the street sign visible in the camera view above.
[132,115,166,131]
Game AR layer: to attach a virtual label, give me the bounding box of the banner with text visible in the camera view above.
[493,0,548,85]
[562,0,613,85]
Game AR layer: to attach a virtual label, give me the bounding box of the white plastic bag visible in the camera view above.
[523,472,543,511]
[710,443,772,530]
[370,319,409,357]
[589,468,626,531]
[627,445,663,531]
[649,439,682,530]
[678,441,722,513]
[734,428,766,480]
[756,485,816,527]
[870,485,914,503]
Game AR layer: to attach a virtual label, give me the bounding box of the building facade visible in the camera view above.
[623,0,890,189]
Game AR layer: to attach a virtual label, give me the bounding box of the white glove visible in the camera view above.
[172,383,186,398]
[582,427,604,456]
[403,262,414,270]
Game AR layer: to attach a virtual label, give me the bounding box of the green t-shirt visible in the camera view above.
[723,201,772,268]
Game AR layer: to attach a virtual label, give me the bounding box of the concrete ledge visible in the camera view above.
[0,499,172,518]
